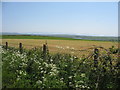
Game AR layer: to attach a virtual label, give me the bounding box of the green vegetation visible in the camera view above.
[1,35,118,42]
[0,35,2,39]
[1,35,77,40]
[1,45,120,89]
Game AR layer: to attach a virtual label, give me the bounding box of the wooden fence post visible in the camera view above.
[5,42,8,50]
[19,43,23,54]
[94,48,99,67]
[43,44,47,59]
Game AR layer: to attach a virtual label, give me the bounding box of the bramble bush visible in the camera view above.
[1,45,120,89]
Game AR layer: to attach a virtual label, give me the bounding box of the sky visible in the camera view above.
[0,2,2,33]
[2,2,118,36]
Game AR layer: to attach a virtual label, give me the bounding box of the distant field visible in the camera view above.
[1,35,77,40]
[1,35,118,42]
[1,35,118,57]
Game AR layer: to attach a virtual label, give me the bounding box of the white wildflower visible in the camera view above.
[69,76,72,79]
[43,78,46,81]
[23,71,27,76]
[81,73,86,77]
[69,82,72,84]
[40,68,43,70]
[16,77,20,81]
[76,84,78,87]
[65,65,67,67]
[79,80,84,83]
[50,59,53,62]
[44,71,46,73]
[36,80,42,84]
[19,70,22,75]
[82,85,85,88]
[42,77,44,79]
[41,70,44,73]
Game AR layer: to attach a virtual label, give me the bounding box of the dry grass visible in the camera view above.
[1,39,118,57]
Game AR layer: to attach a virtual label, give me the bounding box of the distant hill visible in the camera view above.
[1,32,21,35]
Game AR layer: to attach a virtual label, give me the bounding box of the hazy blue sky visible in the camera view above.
[2,2,118,36]
[0,2,2,33]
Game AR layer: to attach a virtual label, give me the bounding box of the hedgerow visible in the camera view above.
[1,45,120,89]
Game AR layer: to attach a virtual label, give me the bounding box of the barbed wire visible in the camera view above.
[0,43,111,53]
[1,42,118,56]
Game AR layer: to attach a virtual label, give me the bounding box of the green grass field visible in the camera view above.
[1,35,118,42]
[1,35,77,40]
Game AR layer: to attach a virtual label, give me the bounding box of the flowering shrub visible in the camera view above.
[1,46,119,89]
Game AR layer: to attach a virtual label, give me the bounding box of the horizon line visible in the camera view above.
[1,32,118,37]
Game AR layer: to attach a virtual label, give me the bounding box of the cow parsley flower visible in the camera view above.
[81,73,86,77]
[36,80,42,85]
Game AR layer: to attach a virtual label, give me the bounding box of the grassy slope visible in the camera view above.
[1,35,93,41]
[1,35,77,40]
[1,35,117,43]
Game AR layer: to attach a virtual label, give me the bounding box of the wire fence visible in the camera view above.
[2,41,116,52]
[1,41,119,69]
[2,41,118,56]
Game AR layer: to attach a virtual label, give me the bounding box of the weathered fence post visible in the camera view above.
[5,42,8,50]
[94,48,99,67]
[19,43,23,54]
[43,44,47,59]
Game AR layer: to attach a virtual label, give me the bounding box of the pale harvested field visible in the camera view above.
[1,39,118,57]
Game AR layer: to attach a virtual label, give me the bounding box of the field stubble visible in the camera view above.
[1,39,118,57]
